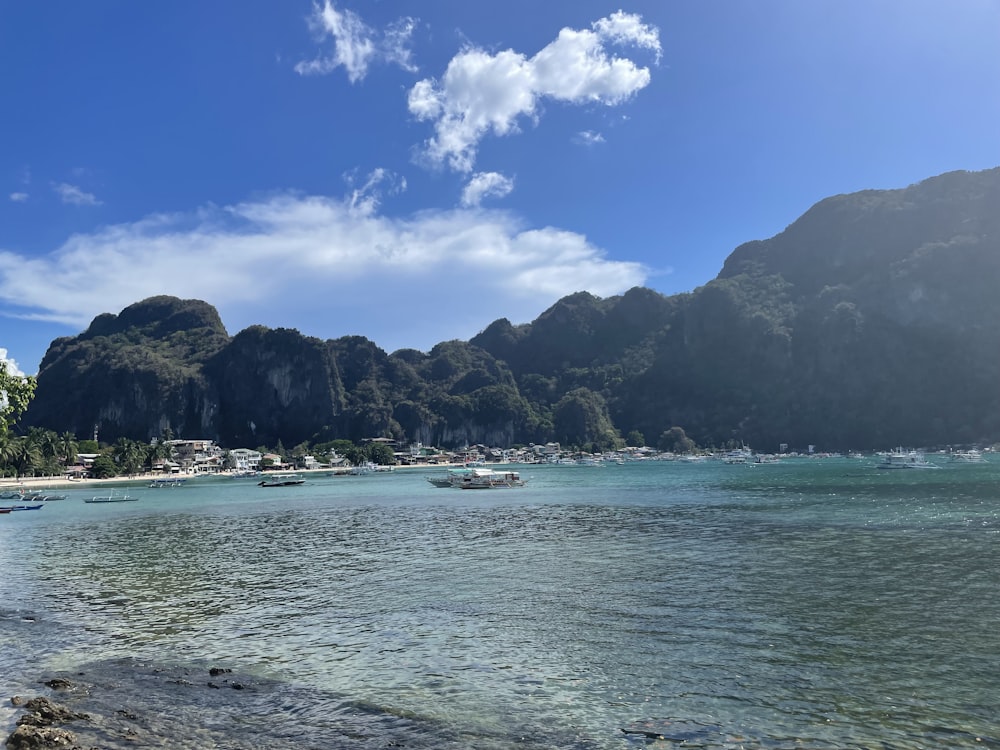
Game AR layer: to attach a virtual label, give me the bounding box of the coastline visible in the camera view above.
[0,462,470,492]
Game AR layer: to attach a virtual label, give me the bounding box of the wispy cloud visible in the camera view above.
[295,0,417,82]
[343,167,407,215]
[52,182,102,206]
[9,192,29,202]
[408,10,660,173]
[0,193,647,353]
[575,130,606,146]
[461,172,514,207]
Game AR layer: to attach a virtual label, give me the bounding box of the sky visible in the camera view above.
[2,1,999,376]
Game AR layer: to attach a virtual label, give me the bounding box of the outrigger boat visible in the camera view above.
[426,467,525,489]
[258,473,305,487]
[149,478,187,487]
[85,491,138,503]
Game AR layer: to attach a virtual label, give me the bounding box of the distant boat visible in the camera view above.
[22,492,68,501]
[948,449,986,464]
[2,487,68,501]
[1,503,44,511]
[258,473,305,487]
[719,448,754,465]
[149,478,187,488]
[459,469,526,489]
[876,449,938,470]
[0,507,10,514]
[426,467,525,489]
[85,490,138,503]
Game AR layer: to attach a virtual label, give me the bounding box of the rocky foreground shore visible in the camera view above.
[2,660,484,750]
[5,668,247,750]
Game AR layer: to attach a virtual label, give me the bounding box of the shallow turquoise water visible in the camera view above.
[2,457,998,748]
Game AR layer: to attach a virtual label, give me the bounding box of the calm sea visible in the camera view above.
[1,457,998,749]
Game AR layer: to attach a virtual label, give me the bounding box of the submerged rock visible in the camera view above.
[15,697,89,726]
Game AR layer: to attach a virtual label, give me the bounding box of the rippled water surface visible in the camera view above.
[2,458,999,748]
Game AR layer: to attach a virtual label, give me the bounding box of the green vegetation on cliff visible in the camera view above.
[20,167,1000,451]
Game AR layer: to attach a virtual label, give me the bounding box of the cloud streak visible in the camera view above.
[0,193,647,353]
[408,10,660,172]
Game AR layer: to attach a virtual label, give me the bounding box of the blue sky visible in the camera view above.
[2,1,999,376]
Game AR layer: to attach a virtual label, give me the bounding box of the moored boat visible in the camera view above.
[258,473,305,487]
[948,449,986,464]
[426,467,526,489]
[150,478,187,487]
[458,468,526,489]
[85,491,138,503]
[876,448,938,470]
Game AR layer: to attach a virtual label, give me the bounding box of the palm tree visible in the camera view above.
[9,438,42,478]
[0,433,14,477]
[113,438,145,477]
[38,428,60,464]
[59,431,79,468]
[148,438,173,472]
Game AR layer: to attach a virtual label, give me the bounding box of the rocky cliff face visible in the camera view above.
[206,326,347,448]
[22,167,1000,451]
[27,297,227,441]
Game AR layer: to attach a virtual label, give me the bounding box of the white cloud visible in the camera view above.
[461,172,514,207]
[0,348,24,377]
[9,192,29,202]
[408,11,660,172]
[296,0,416,82]
[52,182,101,206]
[0,193,647,354]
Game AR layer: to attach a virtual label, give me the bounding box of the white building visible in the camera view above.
[228,448,262,473]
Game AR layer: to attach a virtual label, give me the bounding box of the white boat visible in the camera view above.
[876,449,938,470]
[678,454,710,463]
[425,468,472,487]
[149,478,187,488]
[720,447,754,464]
[427,467,525,489]
[949,449,986,464]
[85,490,138,503]
[458,469,526,489]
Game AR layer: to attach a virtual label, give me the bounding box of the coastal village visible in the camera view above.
[61,438,662,480]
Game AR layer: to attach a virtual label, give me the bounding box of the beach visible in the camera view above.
[0,462,469,493]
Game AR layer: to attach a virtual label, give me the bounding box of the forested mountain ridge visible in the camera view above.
[22,167,1000,451]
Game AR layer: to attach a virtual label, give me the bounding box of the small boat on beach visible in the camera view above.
[85,491,138,503]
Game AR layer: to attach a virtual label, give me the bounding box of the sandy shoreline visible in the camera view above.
[0,463,469,492]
